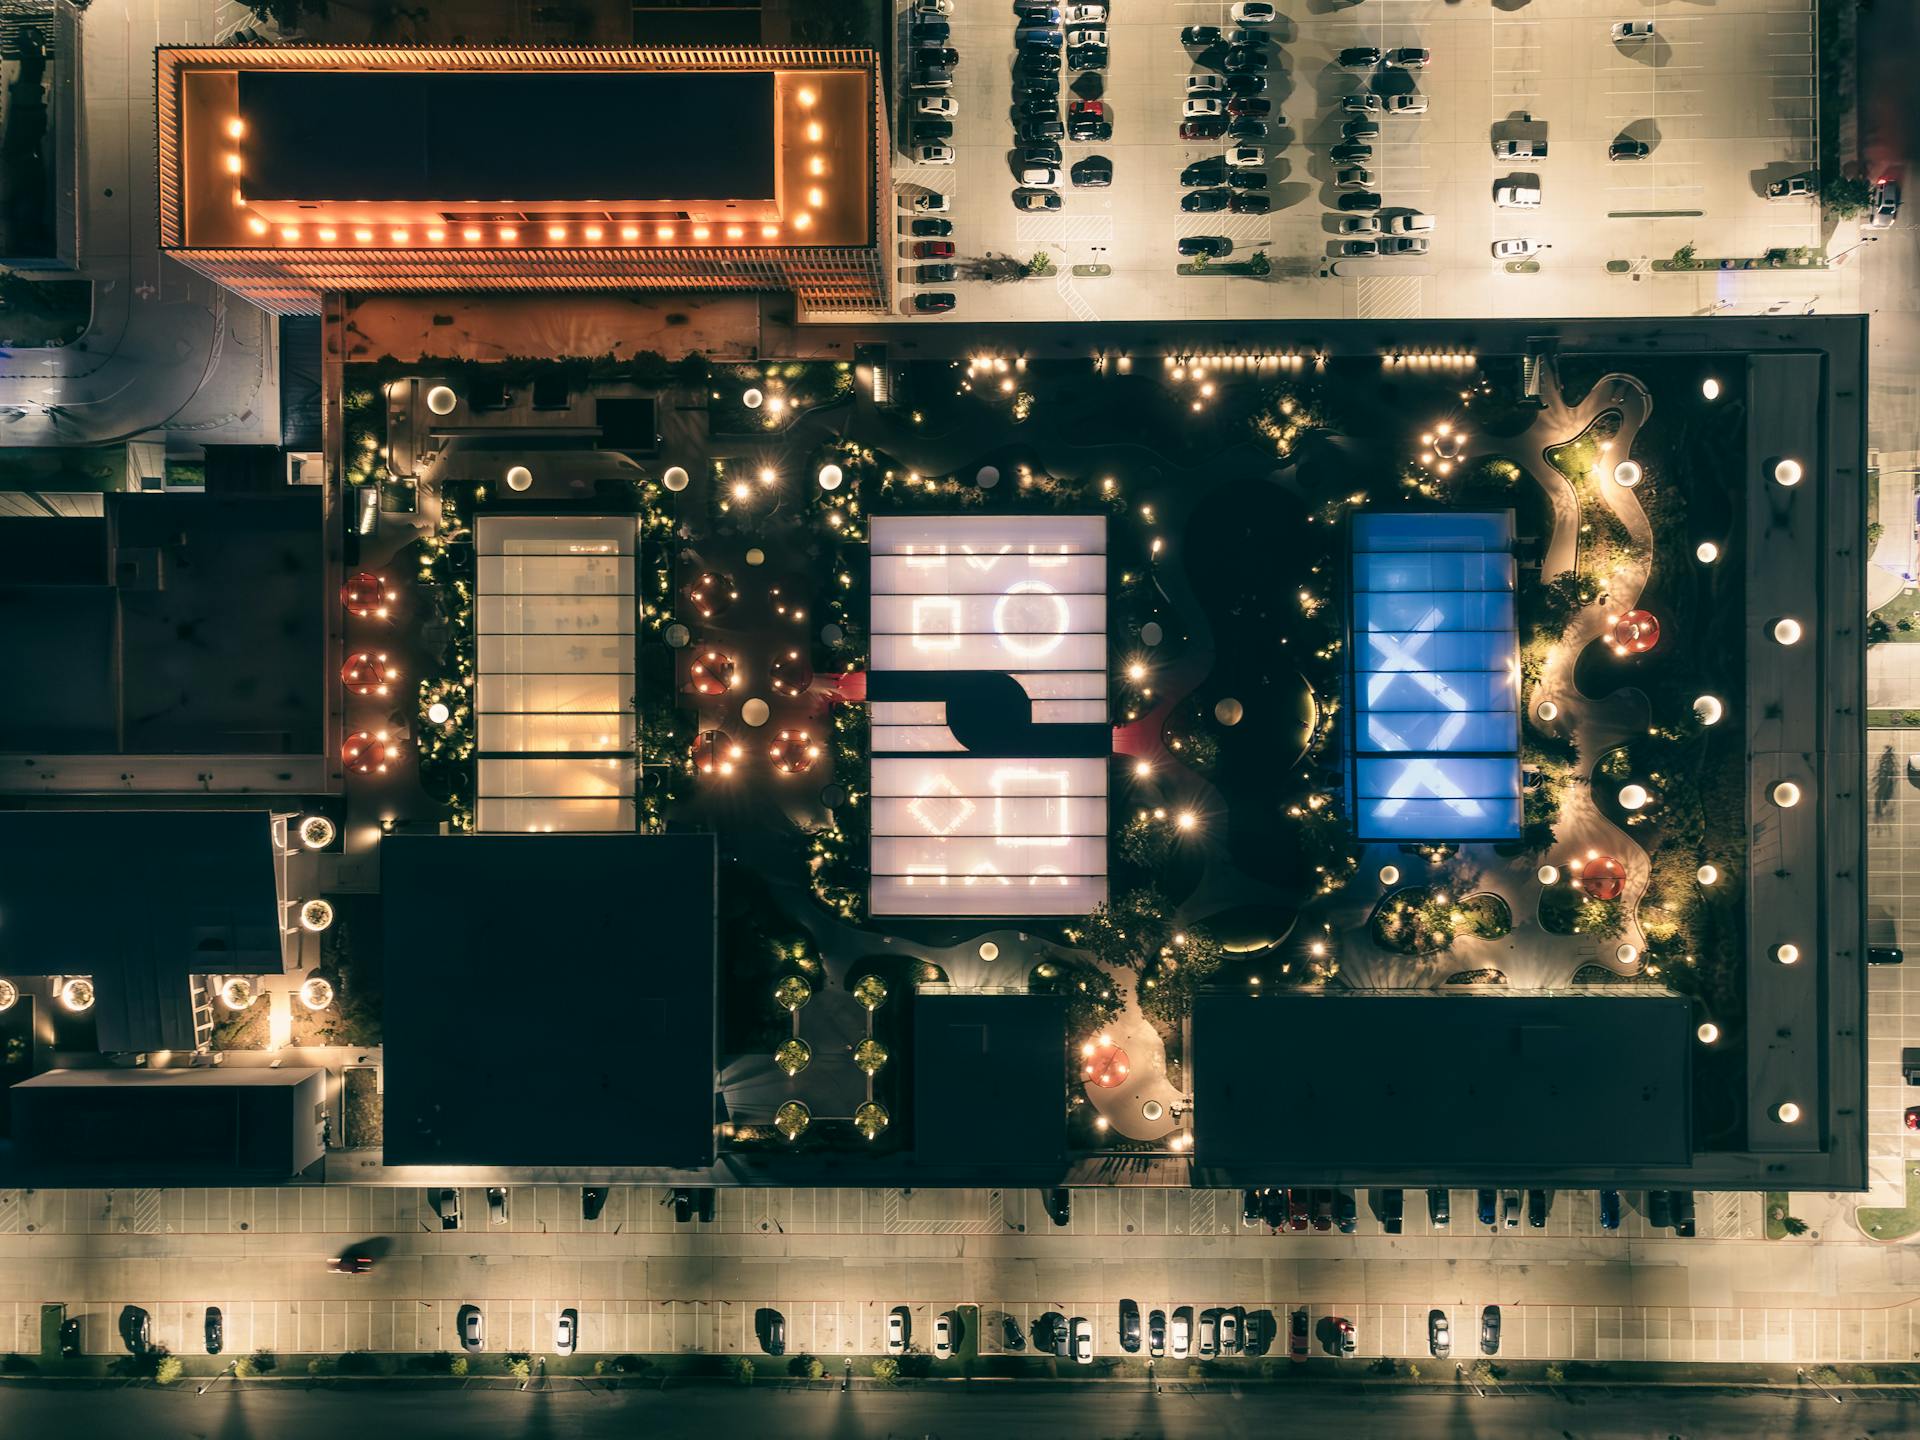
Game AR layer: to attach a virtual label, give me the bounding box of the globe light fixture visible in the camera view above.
[1618,784,1649,811]
[298,815,336,851]
[743,388,764,409]
[506,465,533,492]
[425,385,457,416]
[60,977,95,1012]
[1694,694,1724,725]
[300,977,335,1011]
[1537,864,1559,885]
[979,942,1000,962]
[662,466,690,492]
[1537,700,1559,722]
[1774,943,1800,965]
[1772,618,1802,645]
[1695,541,1720,563]
[1616,943,1639,964]
[1696,1022,1720,1044]
[299,899,336,933]
[1772,781,1802,808]
[426,701,452,726]
[1612,460,1643,488]
[0,979,16,1013]
[1773,458,1803,487]
[1379,864,1401,886]
[1696,864,1719,885]
[1773,1101,1802,1124]
[818,463,844,491]
[1701,377,1721,400]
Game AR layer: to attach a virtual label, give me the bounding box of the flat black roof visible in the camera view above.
[381,832,718,1169]
[1194,992,1693,1178]
[0,811,283,1052]
[913,993,1065,1169]
[237,71,777,203]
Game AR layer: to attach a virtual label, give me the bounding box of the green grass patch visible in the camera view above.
[1869,583,1920,637]
[1857,1164,1920,1242]
[1764,1191,1793,1240]
[1867,710,1920,728]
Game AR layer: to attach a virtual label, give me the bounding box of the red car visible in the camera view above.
[1287,1187,1309,1231]
[1179,119,1226,140]
[329,1254,372,1274]
[1906,1105,1920,1130]
[911,240,954,259]
[1310,1188,1334,1232]
[1289,1307,1309,1361]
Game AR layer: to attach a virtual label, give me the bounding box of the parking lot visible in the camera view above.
[886,0,1823,322]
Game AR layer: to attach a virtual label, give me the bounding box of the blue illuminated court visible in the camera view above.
[1349,511,1521,842]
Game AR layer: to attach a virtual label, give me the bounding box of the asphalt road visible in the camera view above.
[0,1379,1909,1439]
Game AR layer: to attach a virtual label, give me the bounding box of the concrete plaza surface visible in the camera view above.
[1,1382,1913,1440]
[888,0,1831,323]
[4,1182,1919,1367]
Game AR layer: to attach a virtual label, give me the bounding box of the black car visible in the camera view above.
[1021,143,1063,168]
[1428,1188,1450,1226]
[1015,50,1061,74]
[1648,1190,1673,1228]
[1182,188,1230,212]
[911,292,956,313]
[59,1317,82,1359]
[1480,1305,1501,1355]
[581,1187,607,1220]
[1178,235,1231,257]
[1180,24,1222,45]
[1527,1189,1549,1228]
[1014,0,1057,15]
[758,1307,786,1355]
[1002,1315,1026,1350]
[1018,96,1060,119]
[1227,170,1268,190]
[1333,1188,1358,1233]
[1609,139,1650,161]
[1070,156,1112,186]
[1015,74,1058,96]
[1068,114,1110,141]
[914,263,956,283]
[913,120,954,141]
[1340,46,1383,68]
[1148,1308,1167,1357]
[1330,142,1372,163]
[1598,1189,1621,1230]
[1019,117,1066,142]
[1672,1190,1696,1238]
[1223,46,1264,72]
[910,217,953,236]
[1225,73,1267,96]
[205,1305,224,1355]
[1243,1309,1271,1357]
[1289,1307,1309,1360]
[1067,45,1108,72]
[1229,96,1272,116]
[1181,159,1225,187]
[1044,1187,1072,1226]
[1378,1188,1404,1234]
[1242,1190,1264,1226]
[1227,119,1267,141]
[918,46,959,68]
[1870,945,1905,965]
[1337,191,1382,211]
[1477,1189,1497,1226]
[912,18,950,40]
[1181,117,1228,140]
[1119,1298,1142,1353]
[1261,1187,1287,1229]
[119,1306,152,1356]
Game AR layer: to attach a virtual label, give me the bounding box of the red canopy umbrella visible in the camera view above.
[1569,853,1625,900]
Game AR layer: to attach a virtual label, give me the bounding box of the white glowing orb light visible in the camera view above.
[742,388,764,410]
[1774,942,1801,965]
[663,466,690,492]
[1772,781,1802,808]
[1537,700,1559,722]
[1694,694,1724,726]
[1618,784,1649,811]
[818,463,844,492]
[1616,943,1640,964]
[1379,864,1401,886]
[299,898,336,933]
[298,815,336,850]
[1538,864,1560,886]
[220,977,255,1011]
[1696,541,1721,563]
[426,385,457,416]
[1773,618,1803,645]
[1701,377,1722,400]
[1612,460,1643,488]
[1697,864,1719,885]
[1774,1101,1802,1124]
[1215,697,1245,726]
[1697,1022,1720,1044]
[300,976,335,1011]
[741,698,771,728]
[427,701,452,726]
[1773,458,1804,487]
[0,979,16,1013]
[506,465,533,492]
[60,977,95,1012]
[979,942,1000,962]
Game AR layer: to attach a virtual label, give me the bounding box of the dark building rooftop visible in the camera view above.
[381,832,718,1169]
[1193,992,1693,1181]
[237,71,777,204]
[913,993,1066,1170]
[0,810,284,1051]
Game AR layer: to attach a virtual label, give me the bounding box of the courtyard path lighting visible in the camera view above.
[298,899,335,933]
[0,979,16,1013]
[300,977,335,1010]
[425,385,456,416]
[298,816,336,850]
[1697,1022,1720,1044]
[60,977,95,1012]
[1773,617,1803,645]
[1696,541,1721,563]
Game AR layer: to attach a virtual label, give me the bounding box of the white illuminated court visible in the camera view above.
[1350,511,1521,844]
[474,515,637,833]
[869,515,1109,917]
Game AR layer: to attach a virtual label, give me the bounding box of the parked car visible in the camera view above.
[1019,163,1059,185]
[1003,1315,1026,1350]
[1229,191,1270,214]
[1339,214,1381,235]
[330,1252,374,1273]
[1493,237,1542,258]
[1389,47,1432,68]
[1016,187,1062,211]
[1231,1,1276,24]
[1387,92,1428,113]
[1016,96,1056,119]
[1182,189,1231,212]
[916,46,960,67]
[119,1306,152,1355]
[1428,1309,1451,1358]
[1014,50,1059,74]
[1014,28,1060,50]
[1219,1308,1241,1354]
[1612,20,1655,40]
[1022,141,1062,166]
[1068,99,1109,139]
[1481,1305,1501,1355]
[1495,176,1542,207]
[1187,73,1225,96]
[487,1187,509,1225]
[933,1312,952,1358]
[1071,156,1112,186]
[911,240,954,259]
[1527,1190,1549,1228]
[1228,170,1268,189]
[1290,1307,1309,1360]
[1339,46,1382,69]
[916,0,951,13]
[1871,944,1906,964]
[1502,1191,1522,1228]
[1223,46,1264,73]
[204,1306,223,1355]
[1072,1316,1093,1364]
[1865,180,1902,230]
[458,1304,485,1352]
[1330,142,1373,163]
[1019,117,1066,142]
[1288,1188,1310,1230]
[1181,119,1228,140]
[911,292,955,313]
[1334,1189,1358,1233]
[1181,24,1222,46]
[760,1308,787,1356]
[1609,139,1650,161]
[1227,118,1267,141]
[1225,144,1265,169]
[1338,192,1382,211]
[1672,1191,1697,1238]
[1344,118,1381,140]
[1228,96,1272,117]
[1379,1188,1404,1234]
[887,1307,909,1353]
[1148,1308,1167,1357]
[1225,73,1267,97]
[1045,1188,1072,1225]
[1385,235,1430,256]
[1648,1190,1673,1229]
[1338,239,1379,257]
[581,1187,607,1220]
[910,217,952,236]
[1066,26,1106,48]
[1598,1189,1622,1229]
[1198,1308,1219,1356]
[1171,1305,1193,1357]
[915,143,955,165]
[1015,0,1059,18]
[436,1188,462,1230]
[1242,1190,1264,1227]
[1477,1189,1498,1226]
[1045,1313,1071,1358]
[1333,1316,1358,1355]
[1120,1298,1141,1353]
[1064,2,1106,20]
[1310,1188,1335,1229]
[1182,157,1224,187]
[1494,137,1547,161]
[1766,171,1816,200]
[556,1308,578,1355]
[1905,1104,1920,1130]
[1185,96,1226,120]
[914,263,956,283]
[1342,93,1383,114]
[1067,45,1107,71]
[1337,165,1375,189]
[1428,1188,1450,1226]
[912,19,950,42]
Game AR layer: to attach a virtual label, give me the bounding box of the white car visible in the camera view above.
[915,0,951,11]
[459,1305,485,1352]
[916,96,957,117]
[1611,20,1654,40]
[1338,215,1381,235]
[1072,1316,1093,1364]
[1225,145,1265,169]
[1387,92,1428,114]
[554,1308,577,1355]
[1219,1310,1240,1354]
[1866,179,1902,230]
[1342,93,1384,114]
[1066,27,1106,47]
[933,1313,952,1358]
[486,1187,509,1225]
[886,1308,907,1354]
[916,143,955,165]
[1019,164,1059,186]
[1170,1310,1191,1357]
[1184,97,1226,119]
[1231,1,1276,24]
[1064,2,1106,19]
[1495,177,1541,208]
[1493,137,1547,162]
[909,190,949,212]
[1186,74,1224,96]
[1389,47,1431,69]
[1493,237,1542,258]
[1198,1310,1219,1356]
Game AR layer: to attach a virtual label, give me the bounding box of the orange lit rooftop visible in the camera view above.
[159,47,876,256]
